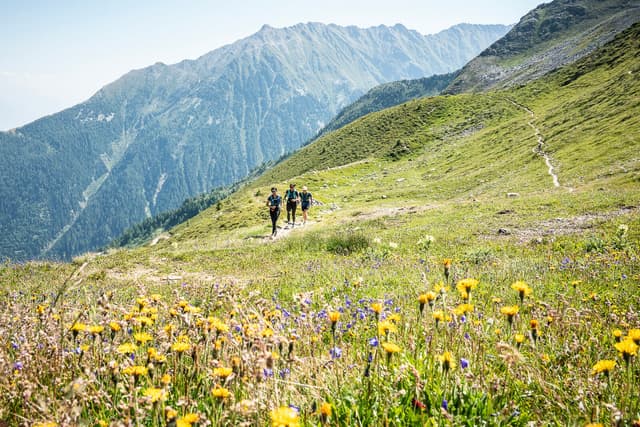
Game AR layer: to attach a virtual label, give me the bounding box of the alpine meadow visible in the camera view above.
[1,1,639,426]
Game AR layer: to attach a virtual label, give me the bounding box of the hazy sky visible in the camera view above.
[0,0,544,130]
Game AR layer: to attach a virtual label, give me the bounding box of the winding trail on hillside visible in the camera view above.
[508,99,562,189]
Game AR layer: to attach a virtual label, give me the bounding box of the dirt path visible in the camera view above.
[508,99,565,189]
[269,220,313,241]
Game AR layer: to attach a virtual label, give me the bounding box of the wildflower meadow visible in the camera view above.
[1,220,638,426]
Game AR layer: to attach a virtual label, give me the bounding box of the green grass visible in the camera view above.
[1,23,639,427]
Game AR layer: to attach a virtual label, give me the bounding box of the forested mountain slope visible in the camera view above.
[0,22,509,261]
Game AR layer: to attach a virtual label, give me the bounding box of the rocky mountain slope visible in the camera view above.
[445,0,640,93]
[0,23,509,261]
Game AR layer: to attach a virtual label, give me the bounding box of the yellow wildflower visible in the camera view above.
[591,360,616,376]
[511,281,532,302]
[377,320,398,336]
[530,319,539,329]
[161,374,172,385]
[627,328,640,344]
[453,303,474,316]
[320,402,332,417]
[456,278,479,295]
[134,316,154,326]
[500,305,519,316]
[143,387,167,403]
[147,348,167,364]
[432,310,445,323]
[387,313,401,323]
[70,322,86,337]
[88,325,104,336]
[615,339,638,363]
[183,413,200,423]
[176,413,200,427]
[418,292,436,313]
[418,292,435,304]
[270,406,300,427]
[121,365,148,377]
[208,317,230,333]
[165,408,178,421]
[212,386,231,399]
[500,305,519,325]
[437,351,454,371]
[328,311,340,323]
[434,282,449,294]
[213,367,233,378]
[171,341,191,353]
[381,342,401,354]
[136,297,148,309]
[613,329,623,342]
[117,343,138,355]
[371,302,383,314]
[134,332,153,344]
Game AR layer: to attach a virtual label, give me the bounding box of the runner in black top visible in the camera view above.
[266,187,282,237]
[284,183,299,227]
[300,186,313,225]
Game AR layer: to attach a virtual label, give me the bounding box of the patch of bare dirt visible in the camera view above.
[500,206,637,243]
[348,204,440,221]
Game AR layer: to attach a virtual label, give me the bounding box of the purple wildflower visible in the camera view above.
[289,404,301,413]
[330,347,342,359]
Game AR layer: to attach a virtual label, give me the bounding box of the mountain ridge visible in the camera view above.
[446,0,640,93]
[0,22,509,262]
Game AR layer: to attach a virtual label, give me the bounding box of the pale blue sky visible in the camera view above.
[0,0,544,130]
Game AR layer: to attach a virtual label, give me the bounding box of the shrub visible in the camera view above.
[325,232,370,255]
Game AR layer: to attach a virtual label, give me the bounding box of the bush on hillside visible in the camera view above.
[325,231,371,255]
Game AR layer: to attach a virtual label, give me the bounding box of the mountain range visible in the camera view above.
[2,0,640,423]
[0,22,509,262]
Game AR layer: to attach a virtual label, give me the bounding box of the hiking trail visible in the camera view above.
[508,99,565,189]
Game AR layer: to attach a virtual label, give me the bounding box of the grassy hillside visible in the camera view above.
[316,72,457,137]
[0,24,639,427]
